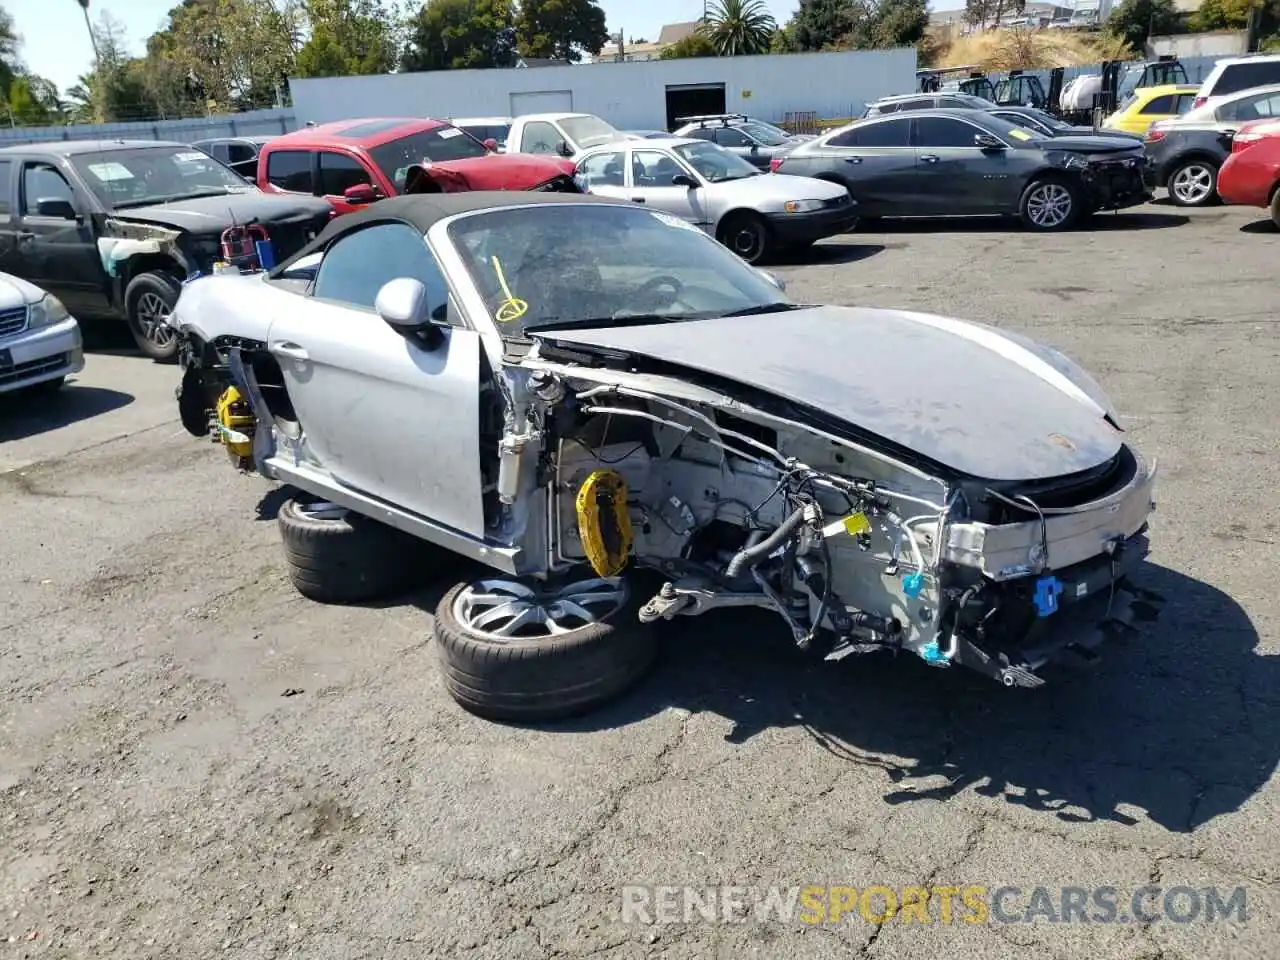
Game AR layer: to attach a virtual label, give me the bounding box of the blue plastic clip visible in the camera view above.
[919,640,950,666]
[255,239,277,270]
[902,572,924,598]
[1033,575,1063,618]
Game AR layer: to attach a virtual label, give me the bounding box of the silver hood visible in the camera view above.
[533,305,1124,481]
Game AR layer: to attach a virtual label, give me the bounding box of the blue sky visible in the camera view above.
[7,0,891,97]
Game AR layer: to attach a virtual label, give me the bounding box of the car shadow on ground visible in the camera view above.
[0,382,134,443]
[79,319,143,357]
[863,212,1190,233]
[533,562,1272,835]
[771,242,886,266]
[1239,218,1277,234]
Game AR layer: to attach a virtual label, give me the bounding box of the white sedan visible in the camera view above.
[0,272,84,395]
[572,137,856,264]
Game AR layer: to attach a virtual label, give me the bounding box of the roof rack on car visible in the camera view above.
[676,113,748,126]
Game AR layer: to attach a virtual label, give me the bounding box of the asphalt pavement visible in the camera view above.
[1,202,1277,959]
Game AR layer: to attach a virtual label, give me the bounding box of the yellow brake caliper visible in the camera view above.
[575,469,633,577]
[214,385,257,469]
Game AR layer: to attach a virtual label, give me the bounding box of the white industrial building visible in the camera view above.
[288,47,917,132]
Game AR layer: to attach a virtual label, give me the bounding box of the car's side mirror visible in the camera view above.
[36,198,78,219]
[750,143,759,153]
[974,134,1006,150]
[483,138,498,152]
[555,140,573,158]
[754,267,786,292]
[375,277,445,348]
[343,183,378,204]
[671,173,698,188]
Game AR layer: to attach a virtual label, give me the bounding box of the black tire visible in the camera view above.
[277,497,440,604]
[1165,159,1219,207]
[124,271,183,363]
[718,212,771,265]
[1270,186,1280,230]
[433,574,658,722]
[1019,176,1082,231]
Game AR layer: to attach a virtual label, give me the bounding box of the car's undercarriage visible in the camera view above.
[178,325,1161,691]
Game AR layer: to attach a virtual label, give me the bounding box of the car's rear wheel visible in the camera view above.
[277,496,441,604]
[1019,177,1081,231]
[1166,160,1219,207]
[718,212,770,264]
[433,573,657,722]
[124,271,182,363]
[1269,185,1280,229]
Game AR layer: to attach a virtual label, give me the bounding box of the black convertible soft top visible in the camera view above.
[267,191,625,279]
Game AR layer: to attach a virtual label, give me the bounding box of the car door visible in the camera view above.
[711,126,761,166]
[911,115,1011,214]
[264,148,315,195]
[266,221,486,538]
[317,150,380,211]
[574,148,628,200]
[13,159,110,315]
[816,117,917,215]
[226,141,259,179]
[520,120,569,157]
[625,147,706,225]
[0,159,17,280]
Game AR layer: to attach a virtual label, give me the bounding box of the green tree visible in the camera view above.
[0,3,19,100]
[658,29,717,58]
[1107,0,1180,48]
[861,0,929,48]
[702,0,777,56]
[156,0,302,111]
[515,0,608,63]
[1189,0,1273,30]
[296,0,399,77]
[7,75,51,125]
[964,0,995,26]
[401,0,518,70]
[788,0,855,50]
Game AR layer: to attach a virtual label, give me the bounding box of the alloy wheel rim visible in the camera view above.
[1171,164,1213,204]
[453,577,628,639]
[297,500,347,522]
[731,224,763,258]
[136,291,176,347]
[1027,183,1072,227]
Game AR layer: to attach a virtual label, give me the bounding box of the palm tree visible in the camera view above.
[701,0,776,57]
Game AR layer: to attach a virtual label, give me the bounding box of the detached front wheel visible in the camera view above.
[277,497,441,604]
[433,574,657,722]
[124,271,182,363]
[1019,177,1081,231]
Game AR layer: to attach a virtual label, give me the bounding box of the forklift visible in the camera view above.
[994,70,1049,108]
[1045,55,1186,125]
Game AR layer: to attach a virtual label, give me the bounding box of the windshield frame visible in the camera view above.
[737,121,790,146]
[433,200,791,340]
[69,146,254,209]
[670,140,761,182]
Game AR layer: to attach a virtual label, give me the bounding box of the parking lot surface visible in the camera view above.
[2,203,1277,959]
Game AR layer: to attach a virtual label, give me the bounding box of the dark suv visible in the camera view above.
[0,140,332,360]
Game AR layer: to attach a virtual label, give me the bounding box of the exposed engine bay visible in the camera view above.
[176,315,1161,691]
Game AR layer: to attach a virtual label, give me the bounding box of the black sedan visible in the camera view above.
[771,109,1151,231]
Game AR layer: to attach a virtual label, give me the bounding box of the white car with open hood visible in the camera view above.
[167,192,1161,722]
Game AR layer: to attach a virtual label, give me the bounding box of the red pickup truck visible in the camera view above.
[256,117,580,215]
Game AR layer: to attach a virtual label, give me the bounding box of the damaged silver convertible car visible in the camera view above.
[169,192,1162,721]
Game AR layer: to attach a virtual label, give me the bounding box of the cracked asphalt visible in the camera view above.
[1,200,1277,959]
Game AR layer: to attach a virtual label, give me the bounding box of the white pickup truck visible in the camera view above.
[505,112,637,160]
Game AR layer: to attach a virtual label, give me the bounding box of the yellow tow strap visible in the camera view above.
[491,255,527,323]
